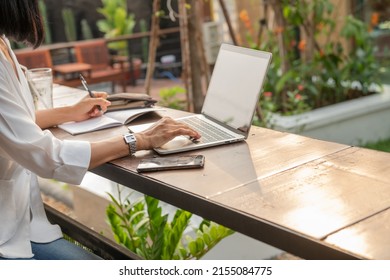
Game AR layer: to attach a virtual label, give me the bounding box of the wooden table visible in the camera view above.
[53,62,92,83]
[52,87,390,260]
[52,84,88,108]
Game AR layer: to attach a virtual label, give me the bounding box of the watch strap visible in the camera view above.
[123,133,137,156]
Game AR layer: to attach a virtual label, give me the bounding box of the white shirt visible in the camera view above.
[0,37,91,258]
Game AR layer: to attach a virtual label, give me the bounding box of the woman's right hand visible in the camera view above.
[69,92,111,122]
[90,117,200,169]
[135,117,201,150]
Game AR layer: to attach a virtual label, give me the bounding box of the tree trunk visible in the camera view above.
[144,0,161,95]
[218,0,238,45]
[303,3,315,63]
[178,0,192,111]
[188,0,207,113]
[268,0,289,112]
[268,0,289,73]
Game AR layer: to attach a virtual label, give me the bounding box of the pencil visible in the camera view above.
[80,74,102,111]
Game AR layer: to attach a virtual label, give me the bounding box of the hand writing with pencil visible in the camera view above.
[35,88,111,129]
[80,74,103,112]
[70,91,111,121]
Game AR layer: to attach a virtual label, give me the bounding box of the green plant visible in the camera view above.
[241,0,383,125]
[62,8,77,42]
[340,16,382,97]
[139,19,149,63]
[97,0,136,55]
[158,86,187,110]
[363,138,390,152]
[106,187,234,260]
[81,19,94,40]
[38,0,52,44]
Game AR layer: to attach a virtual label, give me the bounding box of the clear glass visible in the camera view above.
[27,68,53,110]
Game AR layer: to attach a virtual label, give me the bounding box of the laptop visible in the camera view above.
[131,43,272,154]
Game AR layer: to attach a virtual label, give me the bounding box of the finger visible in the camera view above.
[92,91,108,99]
[172,122,201,139]
[151,116,174,127]
[166,126,201,139]
[157,117,201,138]
[89,98,111,112]
[88,108,102,117]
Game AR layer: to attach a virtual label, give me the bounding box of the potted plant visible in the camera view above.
[97,0,136,56]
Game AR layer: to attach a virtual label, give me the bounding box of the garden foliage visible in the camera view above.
[106,187,234,260]
[240,0,382,124]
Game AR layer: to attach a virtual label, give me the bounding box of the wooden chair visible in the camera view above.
[74,40,128,92]
[15,48,82,87]
[15,48,54,69]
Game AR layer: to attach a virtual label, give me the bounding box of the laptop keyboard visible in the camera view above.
[179,117,234,143]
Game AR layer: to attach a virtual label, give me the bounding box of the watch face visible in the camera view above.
[124,133,135,143]
[124,133,137,155]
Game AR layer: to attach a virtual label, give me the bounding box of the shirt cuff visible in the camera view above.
[53,140,91,185]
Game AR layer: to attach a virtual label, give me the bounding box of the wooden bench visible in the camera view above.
[15,42,142,92]
[44,204,140,260]
[14,48,82,87]
[74,40,129,92]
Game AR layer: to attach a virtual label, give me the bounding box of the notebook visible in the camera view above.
[130,43,272,154]
[58,107,163,135]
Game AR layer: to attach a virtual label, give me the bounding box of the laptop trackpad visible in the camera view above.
[160,136,194,150]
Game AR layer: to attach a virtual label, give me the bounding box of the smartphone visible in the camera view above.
[136,155,205,172]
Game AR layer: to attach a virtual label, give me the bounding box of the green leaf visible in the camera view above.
[128,210,146,224]
[209,225,219,240]
[133,217,150,232]
[97,21,111,33]
[196,238,205,251]
[164,210,192,259]
[198,219,211,232]
[188,241,198,256]
[179,248,188,259]
[203,233,211,246]
[150,214,168,259]
[276,71,294,93]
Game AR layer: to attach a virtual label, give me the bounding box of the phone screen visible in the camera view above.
[136,155,205,172]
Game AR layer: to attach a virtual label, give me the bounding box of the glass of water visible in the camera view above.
[27,68,53,110]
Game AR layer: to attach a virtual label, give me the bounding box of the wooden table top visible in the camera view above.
[52,86,390,259]
[53,62,91,75]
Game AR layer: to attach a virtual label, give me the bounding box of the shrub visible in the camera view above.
[106,187,234,260]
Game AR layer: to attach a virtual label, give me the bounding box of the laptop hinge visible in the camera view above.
[202,113,248,138]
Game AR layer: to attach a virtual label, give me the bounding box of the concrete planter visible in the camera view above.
[268,85,390,145]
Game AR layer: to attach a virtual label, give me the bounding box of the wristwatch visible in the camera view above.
[123,133,137,156]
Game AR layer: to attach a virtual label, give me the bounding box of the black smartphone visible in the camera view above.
[136,155,205,172]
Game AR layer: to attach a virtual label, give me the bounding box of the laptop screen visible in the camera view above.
[201,44,272,135]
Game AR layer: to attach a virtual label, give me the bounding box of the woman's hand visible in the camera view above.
[89,117,201,169]
[135,117,201,150]
[36,91,111,129]
[69,92,111,122]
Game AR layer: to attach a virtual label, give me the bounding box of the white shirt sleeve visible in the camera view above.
[0,61,91,185]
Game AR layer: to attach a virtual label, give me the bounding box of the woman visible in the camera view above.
[0,0,200,259]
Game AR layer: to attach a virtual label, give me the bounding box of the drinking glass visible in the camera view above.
[27,68,53,110]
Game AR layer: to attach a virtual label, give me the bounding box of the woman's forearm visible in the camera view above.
[36,94,110,129]
[88,134,149,169]
[35,107,75,129]
[89,136,129,169]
